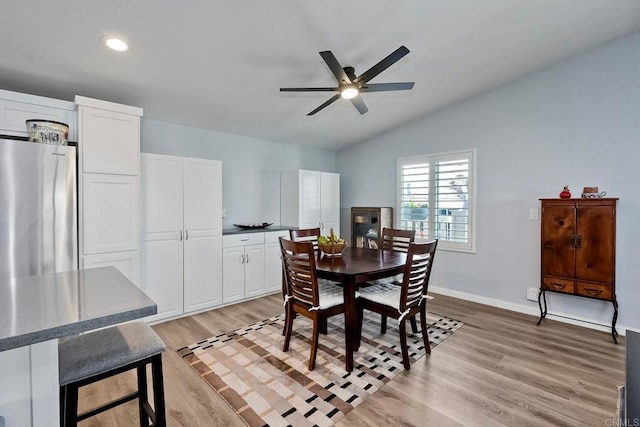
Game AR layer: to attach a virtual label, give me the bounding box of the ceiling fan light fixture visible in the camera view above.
[340,86,359,100]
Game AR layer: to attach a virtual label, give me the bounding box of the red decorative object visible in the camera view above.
[559,185,572,199]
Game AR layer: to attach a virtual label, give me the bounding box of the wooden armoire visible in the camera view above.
[538,198,619,342]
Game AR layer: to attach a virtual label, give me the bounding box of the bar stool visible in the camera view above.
[58,322,167,427]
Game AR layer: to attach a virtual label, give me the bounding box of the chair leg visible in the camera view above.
[410,316,419,334]
[137,364,150,427]
[62,383,79,427]
[381,315,387,334]
[399,320,411,370]
[308,319,320,371]
[151,354,167,427]
[420,306,431,355]
[320,318,328,335]
[282,311,287,336]
[356,305,364,350]
[282,305,294,352]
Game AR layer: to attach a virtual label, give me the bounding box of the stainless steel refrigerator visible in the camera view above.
[0,138,77,279]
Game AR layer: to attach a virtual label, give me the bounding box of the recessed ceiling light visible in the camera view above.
[101,36,128,52]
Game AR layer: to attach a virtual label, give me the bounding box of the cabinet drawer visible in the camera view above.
[542,276,575,294]
[265,230,289,243]
[576,282,613,300]
[223,233,264,248]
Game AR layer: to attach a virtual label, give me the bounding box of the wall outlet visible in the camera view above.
[529,208,539,220]
[526,287,539,301]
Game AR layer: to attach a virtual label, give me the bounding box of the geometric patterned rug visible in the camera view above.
[178,312,463,427]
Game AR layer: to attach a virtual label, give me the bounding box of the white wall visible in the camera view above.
[141,119,336,227]
[336,32,640,332]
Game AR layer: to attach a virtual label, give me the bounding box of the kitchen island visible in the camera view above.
[0,267,157,427]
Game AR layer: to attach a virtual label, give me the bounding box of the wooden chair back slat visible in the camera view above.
[381,228,416,253]
[290,228,321,252]
[280,237,319,307]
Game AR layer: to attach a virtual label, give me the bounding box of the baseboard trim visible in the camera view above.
[429,285,629,336]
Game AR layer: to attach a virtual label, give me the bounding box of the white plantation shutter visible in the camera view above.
[397,150,475,253]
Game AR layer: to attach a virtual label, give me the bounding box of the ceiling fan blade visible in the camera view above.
[280,87,339,92]
[360,82,415,92]
[350,95,368,115]
[307,94,341,116]
[319,51,352,84]
[354,46,410,84]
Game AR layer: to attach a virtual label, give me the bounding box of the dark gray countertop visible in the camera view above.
[223,225,297,235]
[0,267,157,352]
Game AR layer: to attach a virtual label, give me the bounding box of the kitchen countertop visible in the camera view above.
[0,267,157,352]
[223,225,297,235]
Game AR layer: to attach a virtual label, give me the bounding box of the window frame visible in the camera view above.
[396,148,477,254]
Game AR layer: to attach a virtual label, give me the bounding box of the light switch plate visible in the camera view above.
[527,287,539,301]
[530,208,539,220]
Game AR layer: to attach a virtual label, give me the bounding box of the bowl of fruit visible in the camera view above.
[318,229,347,257]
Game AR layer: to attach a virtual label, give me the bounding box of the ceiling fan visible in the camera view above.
[280,46,414,116]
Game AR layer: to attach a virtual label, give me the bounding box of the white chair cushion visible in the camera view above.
[358,282,402,310]
[317,281,345,309]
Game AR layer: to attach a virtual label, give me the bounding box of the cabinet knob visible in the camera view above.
[179,230,183,241]
[185,230,189,240]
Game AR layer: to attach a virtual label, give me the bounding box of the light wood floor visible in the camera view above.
[77,293,625,426]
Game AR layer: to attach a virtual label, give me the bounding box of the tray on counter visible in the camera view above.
[233,223,273,230]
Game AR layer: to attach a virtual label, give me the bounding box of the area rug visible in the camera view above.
[178,312,462,427]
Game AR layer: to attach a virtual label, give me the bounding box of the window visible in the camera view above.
[397,149,476,253]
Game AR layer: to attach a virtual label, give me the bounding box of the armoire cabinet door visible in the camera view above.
[576,205,615,283]
[83,173,139,254]
[541,204,576,278]
[80,107,140,175]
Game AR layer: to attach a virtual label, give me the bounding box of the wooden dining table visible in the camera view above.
[315,246,407,372]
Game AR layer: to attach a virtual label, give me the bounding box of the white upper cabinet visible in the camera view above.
[78,106,140,175]
[183,158,222,237]
[281,169,340,235]
[0,89,77,140]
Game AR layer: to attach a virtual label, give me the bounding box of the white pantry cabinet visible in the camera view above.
[264,230,288,293]
[141,154,223,322]
[223,233,265,303]
[76,96,143,285]
[280,169,340,236]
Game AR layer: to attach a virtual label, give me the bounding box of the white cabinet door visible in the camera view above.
[0,98,75,139]
[184,235,222,312]
[321,172,340,235]
[244,244,265,298]
[82,250,140,286]
[83,173,139,254]
[80,107,140,175]
[223,247,245,303]
[299,170,321,229]
[141,154,184,321]
[264,231,287,294]
[183,158,223,312]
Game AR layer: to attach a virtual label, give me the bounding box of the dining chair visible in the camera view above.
[288,228,337,335]
[375,228,417,333]
[357,240,438,370]
[280,237,346,370]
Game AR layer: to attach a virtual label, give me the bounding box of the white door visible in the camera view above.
[183,158,223,312]
[299,170,321,229]
[264,231,287,293]
[244,244,265,298]
[82,173,139,254]
[320,172,340,235]
[223,247,245,303]
[79,107,140,175]
[141,154,184,321]
[80,107,140,175]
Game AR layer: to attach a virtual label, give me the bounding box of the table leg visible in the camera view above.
[536,289,547,326]
[343,277,357,372]
[612,300,619,345]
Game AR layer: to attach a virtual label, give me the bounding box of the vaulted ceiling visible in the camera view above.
[1,1,639,150]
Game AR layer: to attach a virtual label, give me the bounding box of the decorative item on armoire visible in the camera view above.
[559,185,572,199]
[582,186,607,198]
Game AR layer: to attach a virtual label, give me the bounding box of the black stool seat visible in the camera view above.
[59,322,166,427]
